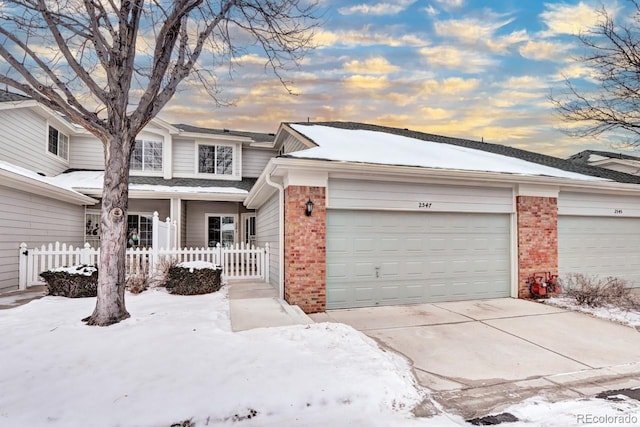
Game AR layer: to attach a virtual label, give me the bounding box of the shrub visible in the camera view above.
[125,274,149,294]
[148,257,178,288]
[164,262,222,295]
[40,265,98,298]
[561,273,637,308]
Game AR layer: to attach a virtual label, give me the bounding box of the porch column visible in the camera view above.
[516,194,558,298]
[284,185,326,313]
[170,198,181,248]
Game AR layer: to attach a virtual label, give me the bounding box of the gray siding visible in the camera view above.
[242,148,275,177]
[284,133,309,154]
[256,193,279,289]
[184,201,247,247]
[69,135,104,170]
[0,185,84,293]
[173,138,194,175]
[0,108,68,176]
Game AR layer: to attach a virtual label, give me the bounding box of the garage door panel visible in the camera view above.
[559,216,640,287]
[326,210,511,309]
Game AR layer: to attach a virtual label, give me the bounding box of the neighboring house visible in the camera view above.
[0,93,276,292]
[3,94,640,314]
[568,150,640,176]
[246,122,640,313]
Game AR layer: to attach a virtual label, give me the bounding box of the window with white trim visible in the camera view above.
[48,125,69,160]
[207,215,236,247]
[130,140,163,172]
[127,213,153,247]
[243,214,256,245]
[198,144,233,175]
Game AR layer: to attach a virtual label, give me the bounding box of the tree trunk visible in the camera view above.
[84,135,132,326]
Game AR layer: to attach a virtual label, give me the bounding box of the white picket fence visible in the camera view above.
[18,241,270,289]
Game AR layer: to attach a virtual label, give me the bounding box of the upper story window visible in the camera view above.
[198,144,233,175]
[131,139,162,172]
[48,125,69,160]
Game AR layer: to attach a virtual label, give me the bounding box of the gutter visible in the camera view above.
[0,169,97,205]
[264,170,285,301]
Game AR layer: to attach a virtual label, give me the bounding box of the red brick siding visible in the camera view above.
[284,186,326,313]
[517,196,558,298]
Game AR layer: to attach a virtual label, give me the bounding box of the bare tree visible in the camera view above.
[551,0,640,147]
[0,0,317,326]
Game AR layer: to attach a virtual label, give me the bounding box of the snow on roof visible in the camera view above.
[50,171,248,195]
[289,124,605,181]
[0,160,89,197]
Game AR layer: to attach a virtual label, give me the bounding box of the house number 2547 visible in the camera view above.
[418,202,432,208]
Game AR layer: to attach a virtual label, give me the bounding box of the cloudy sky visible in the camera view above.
[161,0,624,158]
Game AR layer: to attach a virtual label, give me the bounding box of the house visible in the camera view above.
[0,93,277,293]
[246,122,640,313]
[2,95,640,314]
[569,150,640,176]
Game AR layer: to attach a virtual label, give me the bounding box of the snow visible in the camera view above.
[0,159,86,196]
[1,290,639,426]
[49,265,97,276]
[289,125,605,181]
[545,296,640,328]
[49,171,248,194]
[177,261,221,271]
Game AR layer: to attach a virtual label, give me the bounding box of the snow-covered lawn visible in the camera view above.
[1,288,639,426]
[545,296,640,329]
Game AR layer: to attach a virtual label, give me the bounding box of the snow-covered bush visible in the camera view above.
[164,261,222,295]
[40,265,98,298]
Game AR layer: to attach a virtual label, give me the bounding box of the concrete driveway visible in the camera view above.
[311,298,640,418]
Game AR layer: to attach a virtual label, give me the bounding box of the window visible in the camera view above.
[85,210,101,248]
[243,214,256,245]
[207,215,235,247]
[84,211,154,247]
[127,214,153,247]
[48,125,69,160]
[130,140,162,172]
[198,145,233,175]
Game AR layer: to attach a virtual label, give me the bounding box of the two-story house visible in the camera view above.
[3,94,640,315]
[0,92,277,293]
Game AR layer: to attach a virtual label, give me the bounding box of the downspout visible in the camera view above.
[265,172,285,300]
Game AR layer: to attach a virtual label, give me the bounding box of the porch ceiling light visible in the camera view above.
[305,198,314,217]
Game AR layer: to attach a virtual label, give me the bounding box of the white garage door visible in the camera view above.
[559,216,640,287]
[326,210,511,309]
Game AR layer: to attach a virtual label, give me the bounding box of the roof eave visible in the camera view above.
[0,170,97,205]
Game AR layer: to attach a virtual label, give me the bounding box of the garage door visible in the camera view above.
[326,210,511,309]
[559,216,640,287]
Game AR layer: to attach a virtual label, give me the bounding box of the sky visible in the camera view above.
[161,0,623,158]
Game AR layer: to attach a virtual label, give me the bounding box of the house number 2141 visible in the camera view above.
[418,202,432,209]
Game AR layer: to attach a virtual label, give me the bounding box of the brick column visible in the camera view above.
[517,196,558,298]
[284,186,326,313]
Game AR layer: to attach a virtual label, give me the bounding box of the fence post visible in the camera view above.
[80,242,92,265]
[151,211,160,275]
[18,242,28,290]
[264,243,270,283]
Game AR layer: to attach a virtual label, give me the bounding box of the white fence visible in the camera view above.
[18,241,270,289]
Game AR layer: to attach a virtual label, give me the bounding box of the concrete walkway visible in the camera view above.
[227,280,313,332]
[0,286,46,309]
[311,298,640,418]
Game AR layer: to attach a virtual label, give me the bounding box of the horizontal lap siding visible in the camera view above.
[242,148,275,178]
[69,135,104,170]
[257,193,279,290]
[559,191,640,217]
[0,108,67,176]
[0,185,84,292]
[328,179,514,213]
[173,138,195,175]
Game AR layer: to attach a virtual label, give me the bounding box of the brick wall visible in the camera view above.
[517,196,558,298]
[284,186,326,313]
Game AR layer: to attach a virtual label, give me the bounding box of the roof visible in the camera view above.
[173,123,275,143]
[568,150,640,164]
[285,121,640,184]
[53,170,256,196]
[0,91,30,102]
[129,176,257,192]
